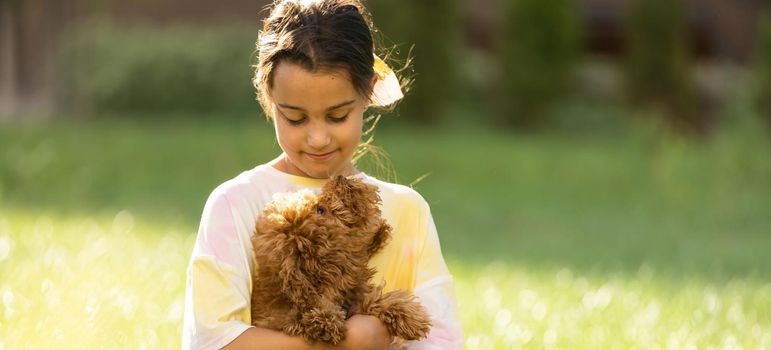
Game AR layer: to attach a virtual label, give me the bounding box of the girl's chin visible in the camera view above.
[283,154,351,178]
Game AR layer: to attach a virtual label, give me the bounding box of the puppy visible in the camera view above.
[250,175,431,345]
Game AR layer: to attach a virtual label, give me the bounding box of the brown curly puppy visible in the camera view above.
[250,175,432,345]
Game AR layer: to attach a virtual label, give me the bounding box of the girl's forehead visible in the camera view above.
[271,62,360,111]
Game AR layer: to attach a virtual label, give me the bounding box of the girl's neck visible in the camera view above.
[269,154,359,179]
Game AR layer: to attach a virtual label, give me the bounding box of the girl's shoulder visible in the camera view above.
[208,163,265,193]
[204,163,295,208]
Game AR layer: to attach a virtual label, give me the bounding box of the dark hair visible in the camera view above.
[253,0,377,117]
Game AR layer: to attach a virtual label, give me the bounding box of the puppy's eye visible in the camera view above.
[316,206,326,215]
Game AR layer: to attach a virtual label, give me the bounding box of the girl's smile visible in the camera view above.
[305,150,337,161]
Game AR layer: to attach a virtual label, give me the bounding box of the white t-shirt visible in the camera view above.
[182,164,463,349]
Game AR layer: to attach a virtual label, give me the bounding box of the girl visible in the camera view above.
[181,0,463,349]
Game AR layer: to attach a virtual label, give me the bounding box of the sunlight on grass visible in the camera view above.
[453,262,771,349]
[2,209,770,349]
[0,209,194,349]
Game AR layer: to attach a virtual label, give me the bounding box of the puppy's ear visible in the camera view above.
[279,247,318,305]
[367,220,392,257]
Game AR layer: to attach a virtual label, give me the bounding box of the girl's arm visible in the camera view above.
[409,201,464,349]
[221,315,390,350]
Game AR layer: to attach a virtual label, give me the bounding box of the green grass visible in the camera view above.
[0,210,191,348]
[456,263,771,349]
[1,114,770,348]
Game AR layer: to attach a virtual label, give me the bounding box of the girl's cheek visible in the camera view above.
[277,124,300,146]
[291,127,308,147]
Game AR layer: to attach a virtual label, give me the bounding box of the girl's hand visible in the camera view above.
[219,315,391,350]
[333,314,391,350]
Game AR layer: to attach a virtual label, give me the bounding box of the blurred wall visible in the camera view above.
[0,1,14,117]
[0,0,270,118]
[1,0,74,118]
[0,0,764,118]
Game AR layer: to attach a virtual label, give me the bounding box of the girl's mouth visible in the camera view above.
[305,150,336,161]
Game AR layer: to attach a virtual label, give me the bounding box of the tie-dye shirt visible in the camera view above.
[182,164,463,349]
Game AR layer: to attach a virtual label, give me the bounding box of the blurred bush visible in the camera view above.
[624,0,700,133]
[497,0,582,128]
[56,20,259,116]
[755,11,771,133]
[369,0,461,124]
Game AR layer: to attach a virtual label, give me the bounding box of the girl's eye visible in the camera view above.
[329,114,349,123]
[286,117,305,125]
[277,109,306,126]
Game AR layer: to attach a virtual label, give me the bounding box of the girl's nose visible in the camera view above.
[307,124,331,149]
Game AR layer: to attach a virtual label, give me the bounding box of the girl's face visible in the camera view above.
[269,62,368,178]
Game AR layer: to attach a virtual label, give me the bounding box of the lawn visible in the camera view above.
[1,115,770,348]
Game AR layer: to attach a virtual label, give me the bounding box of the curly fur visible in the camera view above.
[250,176,431,345]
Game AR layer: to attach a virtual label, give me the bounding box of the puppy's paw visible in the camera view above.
[380,303,431,340]
[372,291,432,341]
[298,307,347,345]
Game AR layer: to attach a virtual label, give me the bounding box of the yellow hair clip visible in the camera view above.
[373,55,392,80]
[370,54,403,107]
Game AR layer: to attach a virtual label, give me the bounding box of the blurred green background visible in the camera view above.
[1,0,771,348]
